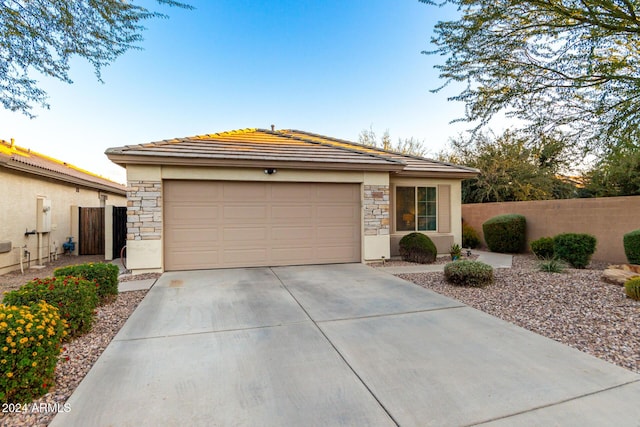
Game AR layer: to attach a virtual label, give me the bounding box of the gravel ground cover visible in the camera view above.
[367,254,478,267]
[0,256,151,426]
[396,254,640,374]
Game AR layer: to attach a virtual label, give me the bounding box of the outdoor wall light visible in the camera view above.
[264,168,277,175]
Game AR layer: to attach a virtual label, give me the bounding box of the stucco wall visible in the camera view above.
[0,169,126,274]
[461,197,640,263]
[125,165,466,272]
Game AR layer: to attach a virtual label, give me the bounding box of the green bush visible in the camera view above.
[623,229,640,265]
[537,258,568,273]
[624,277,640,301]
[444,260,494,287]
[3,277,98,339]
[530,237,555,259]
[0,302,67,403]
[482,214,527,253]
[553,233,597,269]
[462,224,480,249]
[399,232,437,264]
[54,262,119,303]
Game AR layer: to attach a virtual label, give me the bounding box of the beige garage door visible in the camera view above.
[164,180,361,271]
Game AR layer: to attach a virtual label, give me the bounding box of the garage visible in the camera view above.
[164,180,361,270]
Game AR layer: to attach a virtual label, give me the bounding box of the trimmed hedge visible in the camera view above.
[3,277,98,339]
[0,302,67,403]
[530,237,555,259]
[624,277,640,301]
[54,262,119,303]
[553,233,597,269]
[444,260,494,287]
[462,224,480,249]
[623,229,640,265]
[482,214,527,253]
[399,233,437,264]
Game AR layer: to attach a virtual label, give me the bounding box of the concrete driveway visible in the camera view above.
[52,264,640,427]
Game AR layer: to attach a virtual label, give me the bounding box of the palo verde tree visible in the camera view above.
[358,126,429,156]
[421,0,640,153]
[439,129,577,203]
[1,0,191,117]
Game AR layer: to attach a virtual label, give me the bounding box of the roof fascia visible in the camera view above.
[106,153,406,172]
[2,161,126,196]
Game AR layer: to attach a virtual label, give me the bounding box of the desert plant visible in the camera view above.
[0,301,67,403]
[624,277,640,301]
[3,276,98,339]
[537,258,568,273]
[482,214,527,253]
[449,243,462,260]
[553,233,597,269]
[623,229,640,265]
[54,262,119,303]
[462,224,480,249]
[530,237,555,259]
[398,232,437,264]
[444,260,494,287]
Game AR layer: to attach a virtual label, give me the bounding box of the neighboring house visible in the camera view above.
[0,138,127,275]
[106,128,479,274]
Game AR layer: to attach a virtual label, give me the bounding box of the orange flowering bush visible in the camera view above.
[3,276,98,339]
[0,302,67,403]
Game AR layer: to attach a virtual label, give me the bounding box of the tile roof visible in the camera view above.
[106,128,479,178]
[0,139,126,195]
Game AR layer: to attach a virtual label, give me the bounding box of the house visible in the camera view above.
[0,138,127,275]
[106,129,479,274]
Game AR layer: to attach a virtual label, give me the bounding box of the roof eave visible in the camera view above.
[2,161,126,196]
[106,153,406,173]
[393,170,480,179]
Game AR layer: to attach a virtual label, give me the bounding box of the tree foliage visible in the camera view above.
[583,148,640,196]
[421,0,640,153]
[358,126,429,156]
[1,0,191,117]
[439,130,577,203]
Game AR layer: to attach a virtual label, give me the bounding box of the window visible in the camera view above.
[395,186,437,231]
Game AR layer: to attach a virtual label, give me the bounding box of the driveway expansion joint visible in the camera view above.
[114,320,311,342]
[466,379,640,426]
[315,303,467,324]
[270,267,401,427]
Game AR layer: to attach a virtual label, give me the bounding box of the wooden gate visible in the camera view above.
[79,207,104,255]
[112,206,127,259]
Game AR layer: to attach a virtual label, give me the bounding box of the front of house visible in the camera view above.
[106,129,478,274]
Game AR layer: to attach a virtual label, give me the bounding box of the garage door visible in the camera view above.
[164,181,361,271]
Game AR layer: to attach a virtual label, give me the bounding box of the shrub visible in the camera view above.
[3,277,98,339]
[462,224,480,249]
[624,277,640,301]
[399,233,437,264]
[482,214,527,253]
[444,260,494,287]
[0,302,67,403]
[623,229,640,265]
[553,233,597,269]
[54,262,119,303]
[537,258,568,273]
[530,237,555,259]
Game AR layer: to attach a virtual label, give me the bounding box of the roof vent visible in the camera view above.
[271,124,275,131]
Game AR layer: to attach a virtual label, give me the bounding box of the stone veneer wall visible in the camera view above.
[363,185,389,236]
[127,180,162,241]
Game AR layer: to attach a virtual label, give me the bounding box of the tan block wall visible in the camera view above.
[0,169,126,274]
[461,196,640,263]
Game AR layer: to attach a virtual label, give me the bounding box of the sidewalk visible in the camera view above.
[376,250,513,275]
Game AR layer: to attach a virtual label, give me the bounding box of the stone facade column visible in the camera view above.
[363,185,390,236]
[126,180,162,241]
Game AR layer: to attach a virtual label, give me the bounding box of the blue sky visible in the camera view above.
[1,0,470,183]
